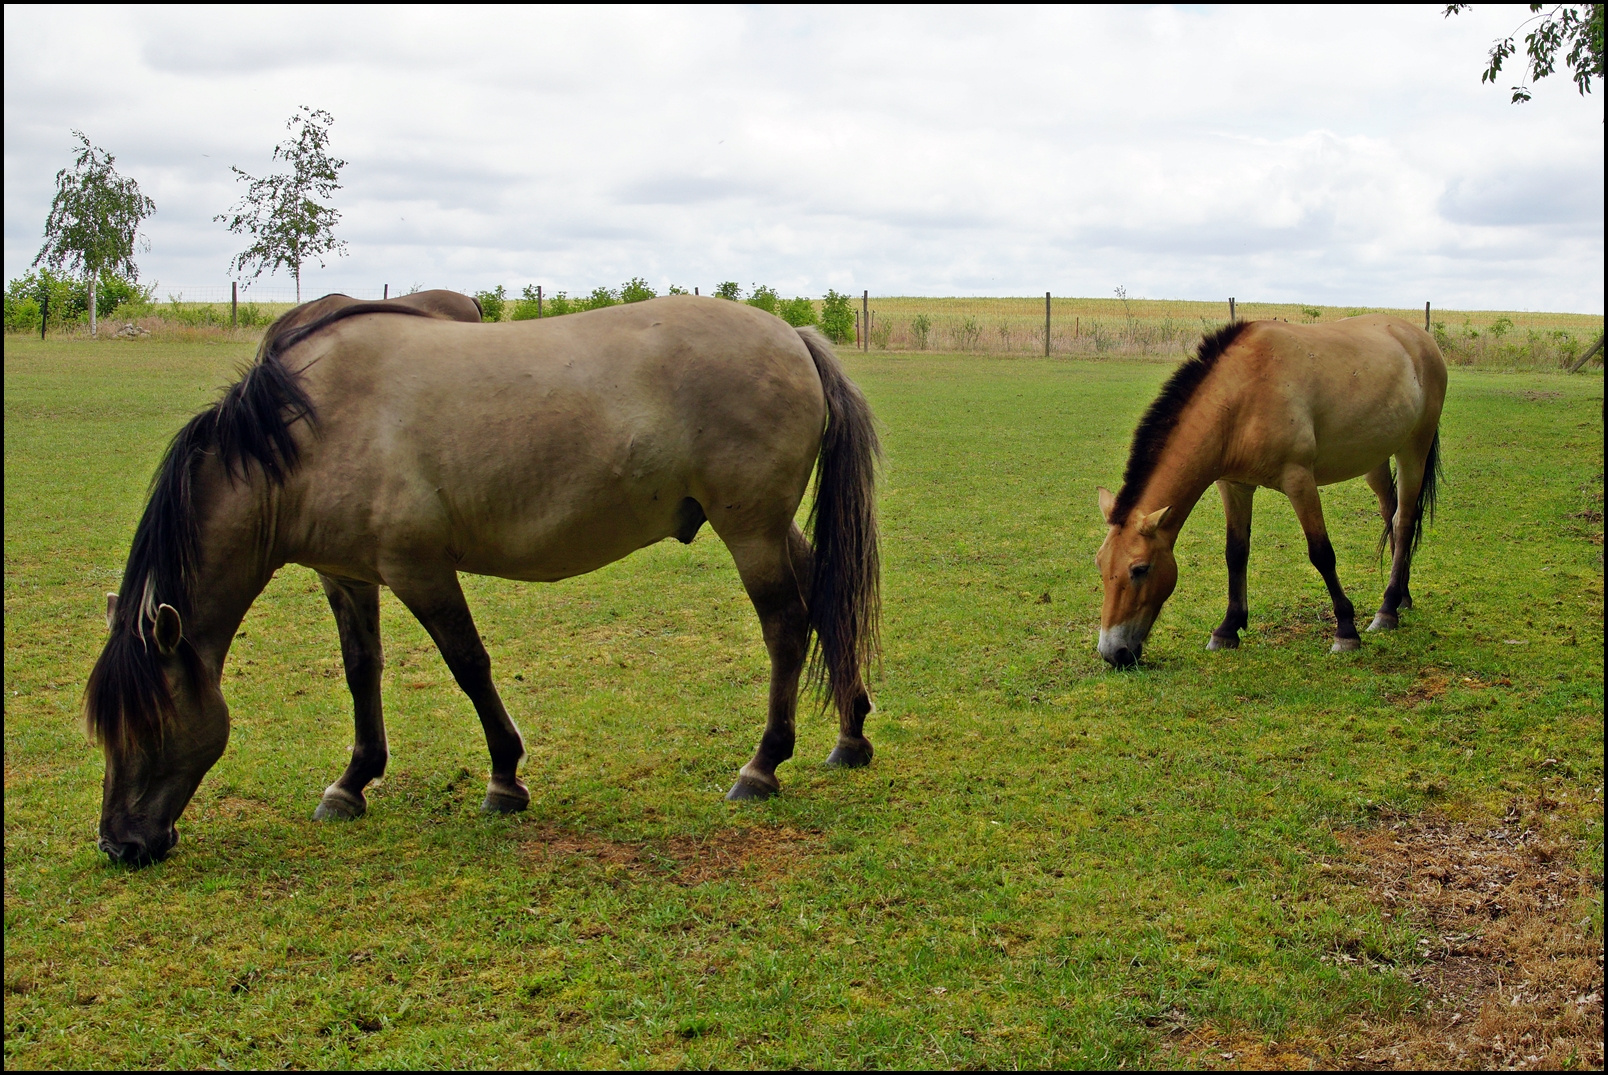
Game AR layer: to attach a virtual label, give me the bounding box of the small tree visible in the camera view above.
[746,285,780,315]
[33,131,156,337]
[820,289,855,345]
[216,106,348,303]
[713,281,742,301]
[1445,4,1604,102]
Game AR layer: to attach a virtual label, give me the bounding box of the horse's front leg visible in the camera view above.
[1282,467,1360,653]
[314,574,389,820]
[385,567,529,814]
[1208,480,1255,650]
[725,526,813,801]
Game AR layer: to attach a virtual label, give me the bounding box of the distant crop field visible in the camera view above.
[3,336,1602,1068]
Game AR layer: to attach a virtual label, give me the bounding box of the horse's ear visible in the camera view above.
[105,593,118,631]
[1138,505,1172,536]
[153,604,183,656]
[1098,487,1116,524]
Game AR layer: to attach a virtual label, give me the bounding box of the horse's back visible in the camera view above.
[277,297,827,581]
[1226,317,1445,484]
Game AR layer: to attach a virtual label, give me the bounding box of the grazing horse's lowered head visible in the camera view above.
[1095,490,1175,667]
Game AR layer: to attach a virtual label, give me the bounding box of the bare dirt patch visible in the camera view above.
[524,825,820,886]
[1330,804,1602,1069]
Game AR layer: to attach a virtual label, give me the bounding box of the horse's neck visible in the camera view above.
[186,474,280,672]
[1139,395,1229,534]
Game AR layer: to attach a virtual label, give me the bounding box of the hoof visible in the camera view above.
[1399,595,1413,611]
[481,779,530,814]
[725,775,779,802]
[1206,632,1240,651]
[1367,611,1399,632]
[313,784,366,821]
[1330,636,1361,653]
[824,739,873,768]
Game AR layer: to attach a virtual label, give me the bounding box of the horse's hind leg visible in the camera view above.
[1282,466,1361,653]
[385,568,529,813]
[314,574,388,821]
[724,525,812,801]
[1209,480,1255,650]
[1370,444,1429,631]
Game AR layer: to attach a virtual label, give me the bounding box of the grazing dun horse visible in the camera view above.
[86,296,880,865]
[1096,316,1445,666]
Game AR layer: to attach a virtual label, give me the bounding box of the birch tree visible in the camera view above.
[216,106,348,303]
[33,131,156,337]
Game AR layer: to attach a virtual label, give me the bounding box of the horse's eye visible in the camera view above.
[1130,563,1151,580]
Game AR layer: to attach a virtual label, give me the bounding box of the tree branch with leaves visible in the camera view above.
[215,106,348,303]
[33,131,156,337]
[1445,3,1605,102]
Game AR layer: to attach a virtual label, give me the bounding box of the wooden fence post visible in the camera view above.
[862,290,869,352]
[231,281,238,328]
[537,285,543,318]
[1229,297,1236,322]
[40,292,48,340]
[1045,292,1051,356]
[384,284,389,300]
[1425,302,1430,332]
[694,286,699,296]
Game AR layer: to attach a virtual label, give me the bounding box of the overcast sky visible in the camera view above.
[4,5,1603,312]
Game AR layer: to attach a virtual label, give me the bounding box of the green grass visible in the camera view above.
[4,338,1602,1068]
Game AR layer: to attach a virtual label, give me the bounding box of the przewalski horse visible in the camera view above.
[1096,315,1445,666]
[86,296,881,864]
[259,288,485,340]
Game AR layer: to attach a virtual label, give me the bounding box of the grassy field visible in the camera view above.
[4,335,1602,1068]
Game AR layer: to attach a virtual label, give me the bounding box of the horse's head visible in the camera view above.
[1095,488,1177,667]
[90,595,229,866]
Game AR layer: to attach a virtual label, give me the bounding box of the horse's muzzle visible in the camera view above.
[99,826,177,866]
[1098,626,1145,668]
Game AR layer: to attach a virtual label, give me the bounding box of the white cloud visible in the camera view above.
[4,4,1602,311]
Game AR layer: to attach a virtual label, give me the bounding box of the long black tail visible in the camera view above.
[1377,426,1444,559]
[796,326,881,717]
[1412,427,1442,554]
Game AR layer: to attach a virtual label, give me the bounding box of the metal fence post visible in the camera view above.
[231,281,238,328]
[1045,292,1051,356]
[1229,297,1236,322]
[40,292,48,340]
[862,290,869,352]
[537,285,543,319]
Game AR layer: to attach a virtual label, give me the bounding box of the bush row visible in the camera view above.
[3,271,153,333]
[473,280,858,345]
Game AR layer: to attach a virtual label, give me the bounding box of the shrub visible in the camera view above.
[475,285,507,322]
[4,269,152,331]
[954,316,983,351]
[779,296,817,327]
[511,284,542,321]
[544,291,577,317]
[746,285,779,315]
[620,277,656,304]
[820,289,854,344]
[1301,306,1322,322]
[714,281,742,301]
[667,284,690,295]
[581,286,617,311]
[871,315,893,350]
[910,314,931,350]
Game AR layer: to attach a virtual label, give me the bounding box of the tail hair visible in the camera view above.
[1375,426,1443,561]
[795,326,881,717]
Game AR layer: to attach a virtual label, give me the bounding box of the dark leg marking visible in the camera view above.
[386,569,529,813]
[314,574,387,821]
[726,526,812,801]
[1209,480,1254,650]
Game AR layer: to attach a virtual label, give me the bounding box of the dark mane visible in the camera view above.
[85,300,436,756]
[1111,320,1253,526]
